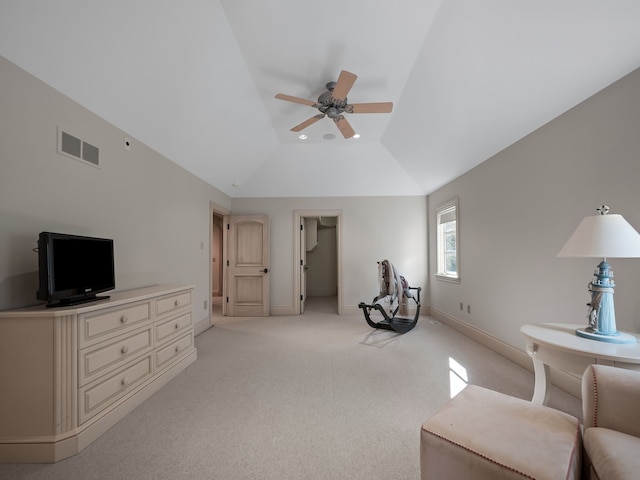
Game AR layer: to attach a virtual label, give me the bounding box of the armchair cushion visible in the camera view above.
[583,428,640,480]
[582,365,640,480]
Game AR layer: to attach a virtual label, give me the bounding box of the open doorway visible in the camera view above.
[294,210,342,315]
[304,217,338,313]
[211,211,224,323]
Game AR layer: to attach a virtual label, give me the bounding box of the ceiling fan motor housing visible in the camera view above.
[318,88,346,118]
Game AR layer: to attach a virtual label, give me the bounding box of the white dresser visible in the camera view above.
[0,284,197,463]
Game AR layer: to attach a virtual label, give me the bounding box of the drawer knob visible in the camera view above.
[121,346,129,355]
[175,323,180,329]
[121,315,128,323]
[175,346,180,353]
[174,300,180,307]
[121,377,128,386]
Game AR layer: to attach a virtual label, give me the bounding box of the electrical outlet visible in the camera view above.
[467,305,471,314]
[460,302,463,311]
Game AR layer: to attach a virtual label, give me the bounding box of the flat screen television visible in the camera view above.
[37,231,115,307]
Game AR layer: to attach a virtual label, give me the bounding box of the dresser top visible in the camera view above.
[0,284,194,318]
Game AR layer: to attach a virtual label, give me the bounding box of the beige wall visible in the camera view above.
[0,55,231,332]
[230,196,429,314]
[307,225,338,297]
[428,67,640,350]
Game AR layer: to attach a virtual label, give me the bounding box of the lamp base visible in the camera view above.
[575,328,637,344]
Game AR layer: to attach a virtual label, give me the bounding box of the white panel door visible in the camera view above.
[226,215,270,317]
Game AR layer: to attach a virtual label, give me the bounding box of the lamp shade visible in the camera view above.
[557,213,640,258]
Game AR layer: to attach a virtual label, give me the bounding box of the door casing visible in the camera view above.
[293,210,342,315]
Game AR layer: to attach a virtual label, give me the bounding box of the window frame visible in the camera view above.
[435,197,460,284]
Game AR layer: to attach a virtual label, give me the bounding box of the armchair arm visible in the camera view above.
[582,364,640,437]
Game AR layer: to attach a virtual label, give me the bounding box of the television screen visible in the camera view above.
[37,232,115,307]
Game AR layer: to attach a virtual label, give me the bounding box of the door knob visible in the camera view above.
[261,268,269,273]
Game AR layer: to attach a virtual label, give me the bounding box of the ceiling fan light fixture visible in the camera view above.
[326,106,340,119]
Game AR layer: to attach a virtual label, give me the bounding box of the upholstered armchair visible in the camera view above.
[582,364,640,480]
[420,364,640,480]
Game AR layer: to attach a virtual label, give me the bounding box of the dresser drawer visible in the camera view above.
[155,332,194,371]
[155,312,192,345]
[79,301,151,347]
[78,327,153,386]
[156,291,192,318]
[78,355,152,425]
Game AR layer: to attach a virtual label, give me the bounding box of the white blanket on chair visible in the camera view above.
[377,260,409,316]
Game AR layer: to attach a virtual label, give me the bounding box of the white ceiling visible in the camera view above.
[1,1,640,198]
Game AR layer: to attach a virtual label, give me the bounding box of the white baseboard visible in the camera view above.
[429,308,581,398]
[342,304,430,317]
[270,305,296,316]
[342,305,361,315]
[211,316,249,326]
[207,306,296,325]
[194,317,211,336]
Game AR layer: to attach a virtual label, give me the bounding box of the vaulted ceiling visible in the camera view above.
[2,1,640,198]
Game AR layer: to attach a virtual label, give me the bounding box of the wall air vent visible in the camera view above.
[60,131,81,158]
[81,141,99,166]
[58,128,100,167]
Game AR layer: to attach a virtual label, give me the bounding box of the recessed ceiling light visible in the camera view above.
[323,133,336,140]
[298,134,308,140]
[232,183,239,188]
[353,134,360,139]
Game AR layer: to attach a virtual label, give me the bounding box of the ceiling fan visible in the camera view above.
[275,70,393,139]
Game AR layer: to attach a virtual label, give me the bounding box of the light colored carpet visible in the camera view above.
[0,297,580,479]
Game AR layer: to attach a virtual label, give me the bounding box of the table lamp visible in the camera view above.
[557,205,640,344]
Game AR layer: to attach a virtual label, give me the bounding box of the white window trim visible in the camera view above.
[435,197,460,284]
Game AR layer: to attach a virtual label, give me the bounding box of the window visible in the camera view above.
[436,198,460,283]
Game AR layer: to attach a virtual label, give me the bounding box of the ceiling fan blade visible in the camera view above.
[291,114,325,132]
[334,115,356,139]
[346,102,393,114]
[331,70,357,102]
[275,93,317,107]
